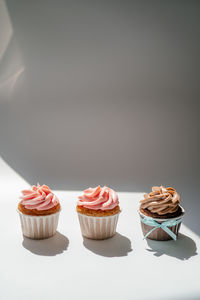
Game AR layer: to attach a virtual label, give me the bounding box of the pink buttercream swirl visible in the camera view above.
[77,186,119,210]
[19,183,59,211]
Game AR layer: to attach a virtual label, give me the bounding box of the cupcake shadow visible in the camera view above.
[22,231,69,256]
[83,232,132,257]
[146,233,197,260]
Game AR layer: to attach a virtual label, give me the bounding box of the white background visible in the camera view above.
[0,0,199,234]
[0,1,200,298]
[0,157,199,300]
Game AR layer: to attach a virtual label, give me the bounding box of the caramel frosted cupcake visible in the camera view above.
[18,184,61,239]
[76,186,120,240]
[139,186,184,241]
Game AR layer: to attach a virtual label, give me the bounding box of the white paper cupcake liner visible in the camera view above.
[17,210,60,239]
[77,212,120,240]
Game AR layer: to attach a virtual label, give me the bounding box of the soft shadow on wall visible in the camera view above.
[0,1,200,234]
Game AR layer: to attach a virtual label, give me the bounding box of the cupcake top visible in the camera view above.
[77,185,119,210]
[140,186,180,215]
[19,183,59,211]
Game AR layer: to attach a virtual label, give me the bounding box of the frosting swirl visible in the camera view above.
[77,186,119,210]
[19,184,59,211]
[140,186,180,215]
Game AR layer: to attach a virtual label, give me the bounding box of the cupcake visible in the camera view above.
[17,183,61,239]
[76,185,120,240]
[139,186,184,241]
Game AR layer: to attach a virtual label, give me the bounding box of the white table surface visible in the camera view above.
[0,157,199,300]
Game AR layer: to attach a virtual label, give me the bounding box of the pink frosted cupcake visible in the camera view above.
[17,183,61,239]
[76,185,121,240]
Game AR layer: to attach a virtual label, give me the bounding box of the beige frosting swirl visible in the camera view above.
[140,186,180,215]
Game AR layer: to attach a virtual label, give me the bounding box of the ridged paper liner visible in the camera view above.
[139,206,184,241]
[77,212,120,240]
[17,210,60,239]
